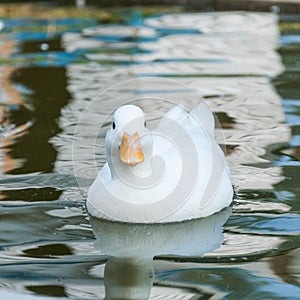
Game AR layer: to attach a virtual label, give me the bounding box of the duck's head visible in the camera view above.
[105,105,152,175]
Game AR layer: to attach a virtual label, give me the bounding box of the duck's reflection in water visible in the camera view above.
[90,207,231,300]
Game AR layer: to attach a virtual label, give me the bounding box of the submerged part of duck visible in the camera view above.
[87,103,233,223]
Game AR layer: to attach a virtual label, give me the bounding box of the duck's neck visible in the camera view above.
[107,150,153,181]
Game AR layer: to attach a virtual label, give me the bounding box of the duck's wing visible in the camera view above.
[153,103,215,156]
[153,106,189,156]
[156,102,215,135]
[189,102,215,137]
[152,103,232,219]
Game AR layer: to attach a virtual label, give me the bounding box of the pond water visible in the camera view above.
[0,10,300,300]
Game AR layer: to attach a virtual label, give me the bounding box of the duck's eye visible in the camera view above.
[112,122,116,129]
[144,121,147,127]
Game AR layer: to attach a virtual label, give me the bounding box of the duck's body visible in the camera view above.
[87,103,233,223]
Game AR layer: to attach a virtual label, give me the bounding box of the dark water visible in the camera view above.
[0,11,299,299]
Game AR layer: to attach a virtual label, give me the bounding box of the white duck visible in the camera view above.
[87,103,233,223]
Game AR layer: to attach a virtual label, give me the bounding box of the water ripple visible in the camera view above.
[0,10,299,299]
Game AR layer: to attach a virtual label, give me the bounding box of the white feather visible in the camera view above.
[87,103,233,223]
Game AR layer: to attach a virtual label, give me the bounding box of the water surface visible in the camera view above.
[0,11,299,299]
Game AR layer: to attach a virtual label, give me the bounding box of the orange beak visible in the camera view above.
[119,132,144,166]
